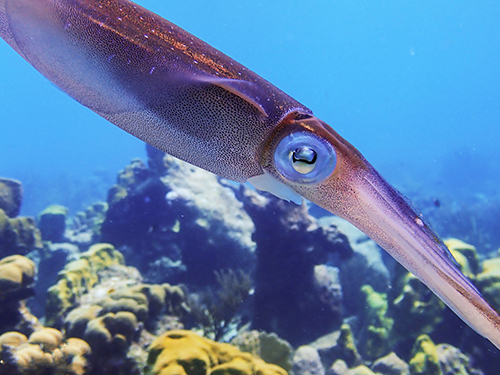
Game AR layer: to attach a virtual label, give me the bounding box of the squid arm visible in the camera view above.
[1,0,499,349]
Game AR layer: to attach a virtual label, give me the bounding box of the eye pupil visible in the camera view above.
[274,131,336,184]
[292,146,317,164]
[292,147,317,174]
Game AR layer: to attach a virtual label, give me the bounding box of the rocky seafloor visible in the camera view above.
[0,144,499,375]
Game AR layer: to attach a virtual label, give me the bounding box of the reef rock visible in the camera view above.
[231,330,294,371]
[476,253,500,313]
[371,352,410,375]
[319,216,391,316]
[0,208,42,257]
[0,178,22,218]
[67,202,108,249]
[311,324,362,369]
[38,205,68,243]
[291,346,325,375]
[101,152,255,286]
[241,188,350,345]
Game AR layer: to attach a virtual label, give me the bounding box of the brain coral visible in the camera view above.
[0,328,91,375]
[146,330,288,375]
[0,254,35,293]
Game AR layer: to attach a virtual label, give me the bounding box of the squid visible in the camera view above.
[1,0,499,349]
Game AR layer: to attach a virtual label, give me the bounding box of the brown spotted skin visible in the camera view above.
[0,0,309,181]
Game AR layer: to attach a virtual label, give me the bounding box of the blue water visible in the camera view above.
[1,0,499,216]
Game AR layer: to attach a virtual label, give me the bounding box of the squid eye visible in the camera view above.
[274,132,337,183]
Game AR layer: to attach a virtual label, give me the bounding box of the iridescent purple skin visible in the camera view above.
[1,0,500,349]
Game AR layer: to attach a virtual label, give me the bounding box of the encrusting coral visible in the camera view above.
[0,327,91,375]
[45,243,125,327]
[145,330,287,375]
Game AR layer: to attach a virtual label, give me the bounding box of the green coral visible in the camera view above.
[337,323,362,367]
[45,243,125,327]
[476,255,500,313]
[231,330,293,371]
[360,285,393,359]
[390,266,445,342]
[409,335,442,375]
[146,330,287,375]
[444,238,481,278]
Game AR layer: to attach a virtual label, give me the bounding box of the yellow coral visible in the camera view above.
[0,255,36,293]
[146,330,288,375]
[444,238,481,278]
[45,243,124,326]
[0,328,91,375]
[476,257,500,313]
[409,335,442,375]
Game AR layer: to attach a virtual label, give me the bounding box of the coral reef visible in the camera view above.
[45,243,125,327]
[0,255,41,336]
[444,239,481,279]
[408,335,441,375]
[389,264,445,344]
[145,330,287,375]
[0,208,42,258]
[0,178,23,218]
[291,346,324,375]
[476,253,500,313]
[240,188,349,345]
[38,205,68,243]
[310,323,362,369]
[1,151,499,375]
[231,330,293,371]
[187,269,252,340]
[100,151,256,286]
[0,328,91,375]
[67,202,108,249]
[371,352,409,375]
[359,285,393,359]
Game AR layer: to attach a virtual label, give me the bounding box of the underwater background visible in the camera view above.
[1,1,500,375]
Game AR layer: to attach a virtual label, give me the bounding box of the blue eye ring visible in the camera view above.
[274,131,337,184]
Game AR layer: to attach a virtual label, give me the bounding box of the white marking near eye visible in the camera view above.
[415,217,424,227]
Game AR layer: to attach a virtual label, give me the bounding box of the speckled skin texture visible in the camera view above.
[0,0,309,182]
